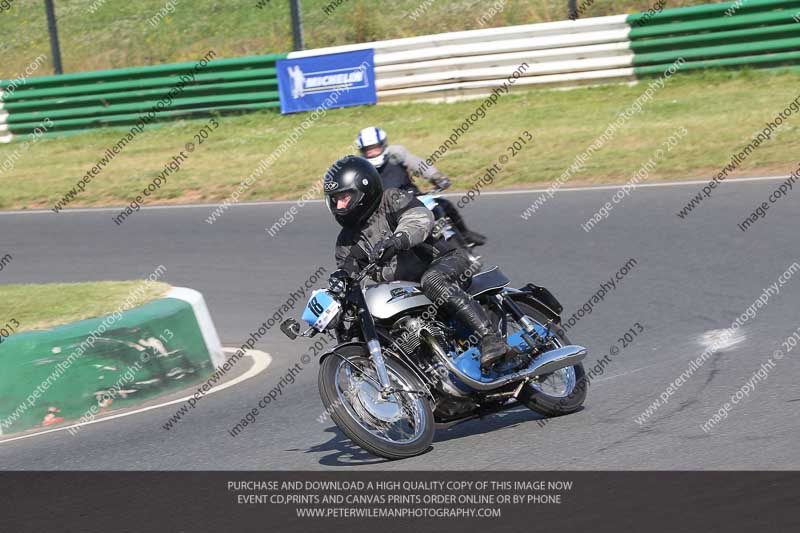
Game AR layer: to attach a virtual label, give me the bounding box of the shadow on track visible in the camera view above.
[307,405,554,465]
[433,404,547,444]
[307,427,394,467]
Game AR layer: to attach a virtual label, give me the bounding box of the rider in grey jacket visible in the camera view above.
[325,156,511,373]
[356,126,487,247]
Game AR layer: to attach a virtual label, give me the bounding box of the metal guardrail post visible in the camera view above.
[290,0,305,51]
[44,0,64,74]
[568,0,578,20]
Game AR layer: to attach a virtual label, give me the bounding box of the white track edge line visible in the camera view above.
[0,174,792,216]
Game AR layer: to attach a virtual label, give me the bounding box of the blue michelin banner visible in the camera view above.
[277,49,377,114]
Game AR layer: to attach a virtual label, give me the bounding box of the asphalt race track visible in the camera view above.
[1,177,799,470]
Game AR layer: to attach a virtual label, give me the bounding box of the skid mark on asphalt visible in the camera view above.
[0,348,271,446]
[592,366,650,384]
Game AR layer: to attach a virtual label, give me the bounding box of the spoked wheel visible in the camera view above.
[505,300,588,417]
[318,345,434,460]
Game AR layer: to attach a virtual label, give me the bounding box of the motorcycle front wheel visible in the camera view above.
[318,344,434,460]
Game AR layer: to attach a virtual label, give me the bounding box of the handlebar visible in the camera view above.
[353,261,379,283]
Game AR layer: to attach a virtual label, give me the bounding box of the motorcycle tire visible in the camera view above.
[318,344,435,460]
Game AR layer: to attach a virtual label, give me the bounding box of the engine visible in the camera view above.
[391,315,450,358]
[391,315,476,407]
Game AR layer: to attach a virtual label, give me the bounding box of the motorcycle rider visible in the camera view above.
[324,155,511,373]
[355,126,487,247]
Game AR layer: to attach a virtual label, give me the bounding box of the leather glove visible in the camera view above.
[328,269,349,294]
[370,234,407,266]
[435,176,451,190]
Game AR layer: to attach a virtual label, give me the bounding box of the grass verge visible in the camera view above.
[0,281,171,332]
[1,69,798,212]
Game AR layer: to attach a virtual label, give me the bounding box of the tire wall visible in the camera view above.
[0,291,220,435]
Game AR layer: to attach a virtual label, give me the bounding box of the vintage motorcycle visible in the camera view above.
[281,260,588,460]
[417,188,482,266]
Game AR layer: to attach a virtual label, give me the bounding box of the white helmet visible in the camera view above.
[356,126,388,168]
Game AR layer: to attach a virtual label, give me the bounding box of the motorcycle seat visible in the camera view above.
[467,266,510,297]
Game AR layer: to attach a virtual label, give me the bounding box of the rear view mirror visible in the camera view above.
[280,318,300,340]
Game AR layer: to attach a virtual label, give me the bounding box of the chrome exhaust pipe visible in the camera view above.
[531,346,588,376]
[420,330,586,391]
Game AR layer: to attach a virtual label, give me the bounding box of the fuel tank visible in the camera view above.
[363,281,433,320]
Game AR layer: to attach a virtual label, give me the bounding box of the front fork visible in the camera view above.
[351,285,394,398]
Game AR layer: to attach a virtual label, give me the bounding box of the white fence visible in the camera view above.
[288,15,636,103]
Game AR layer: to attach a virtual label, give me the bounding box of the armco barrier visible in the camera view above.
[629,0,800,78]
[0,53,286,142]
[0,287,223,435]
[1,0,797,139]
[289,0,800,103]
[289,15,637,102]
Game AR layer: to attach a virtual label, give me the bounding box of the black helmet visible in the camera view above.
[324,156,383,227]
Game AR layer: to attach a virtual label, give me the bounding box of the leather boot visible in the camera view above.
[450,296,512,372]
[462,230,487,247]
[480,334,510,372]
[449,212,486,247]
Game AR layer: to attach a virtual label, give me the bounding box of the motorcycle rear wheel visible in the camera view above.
[318,344,434,460]
[508,301,588,417]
